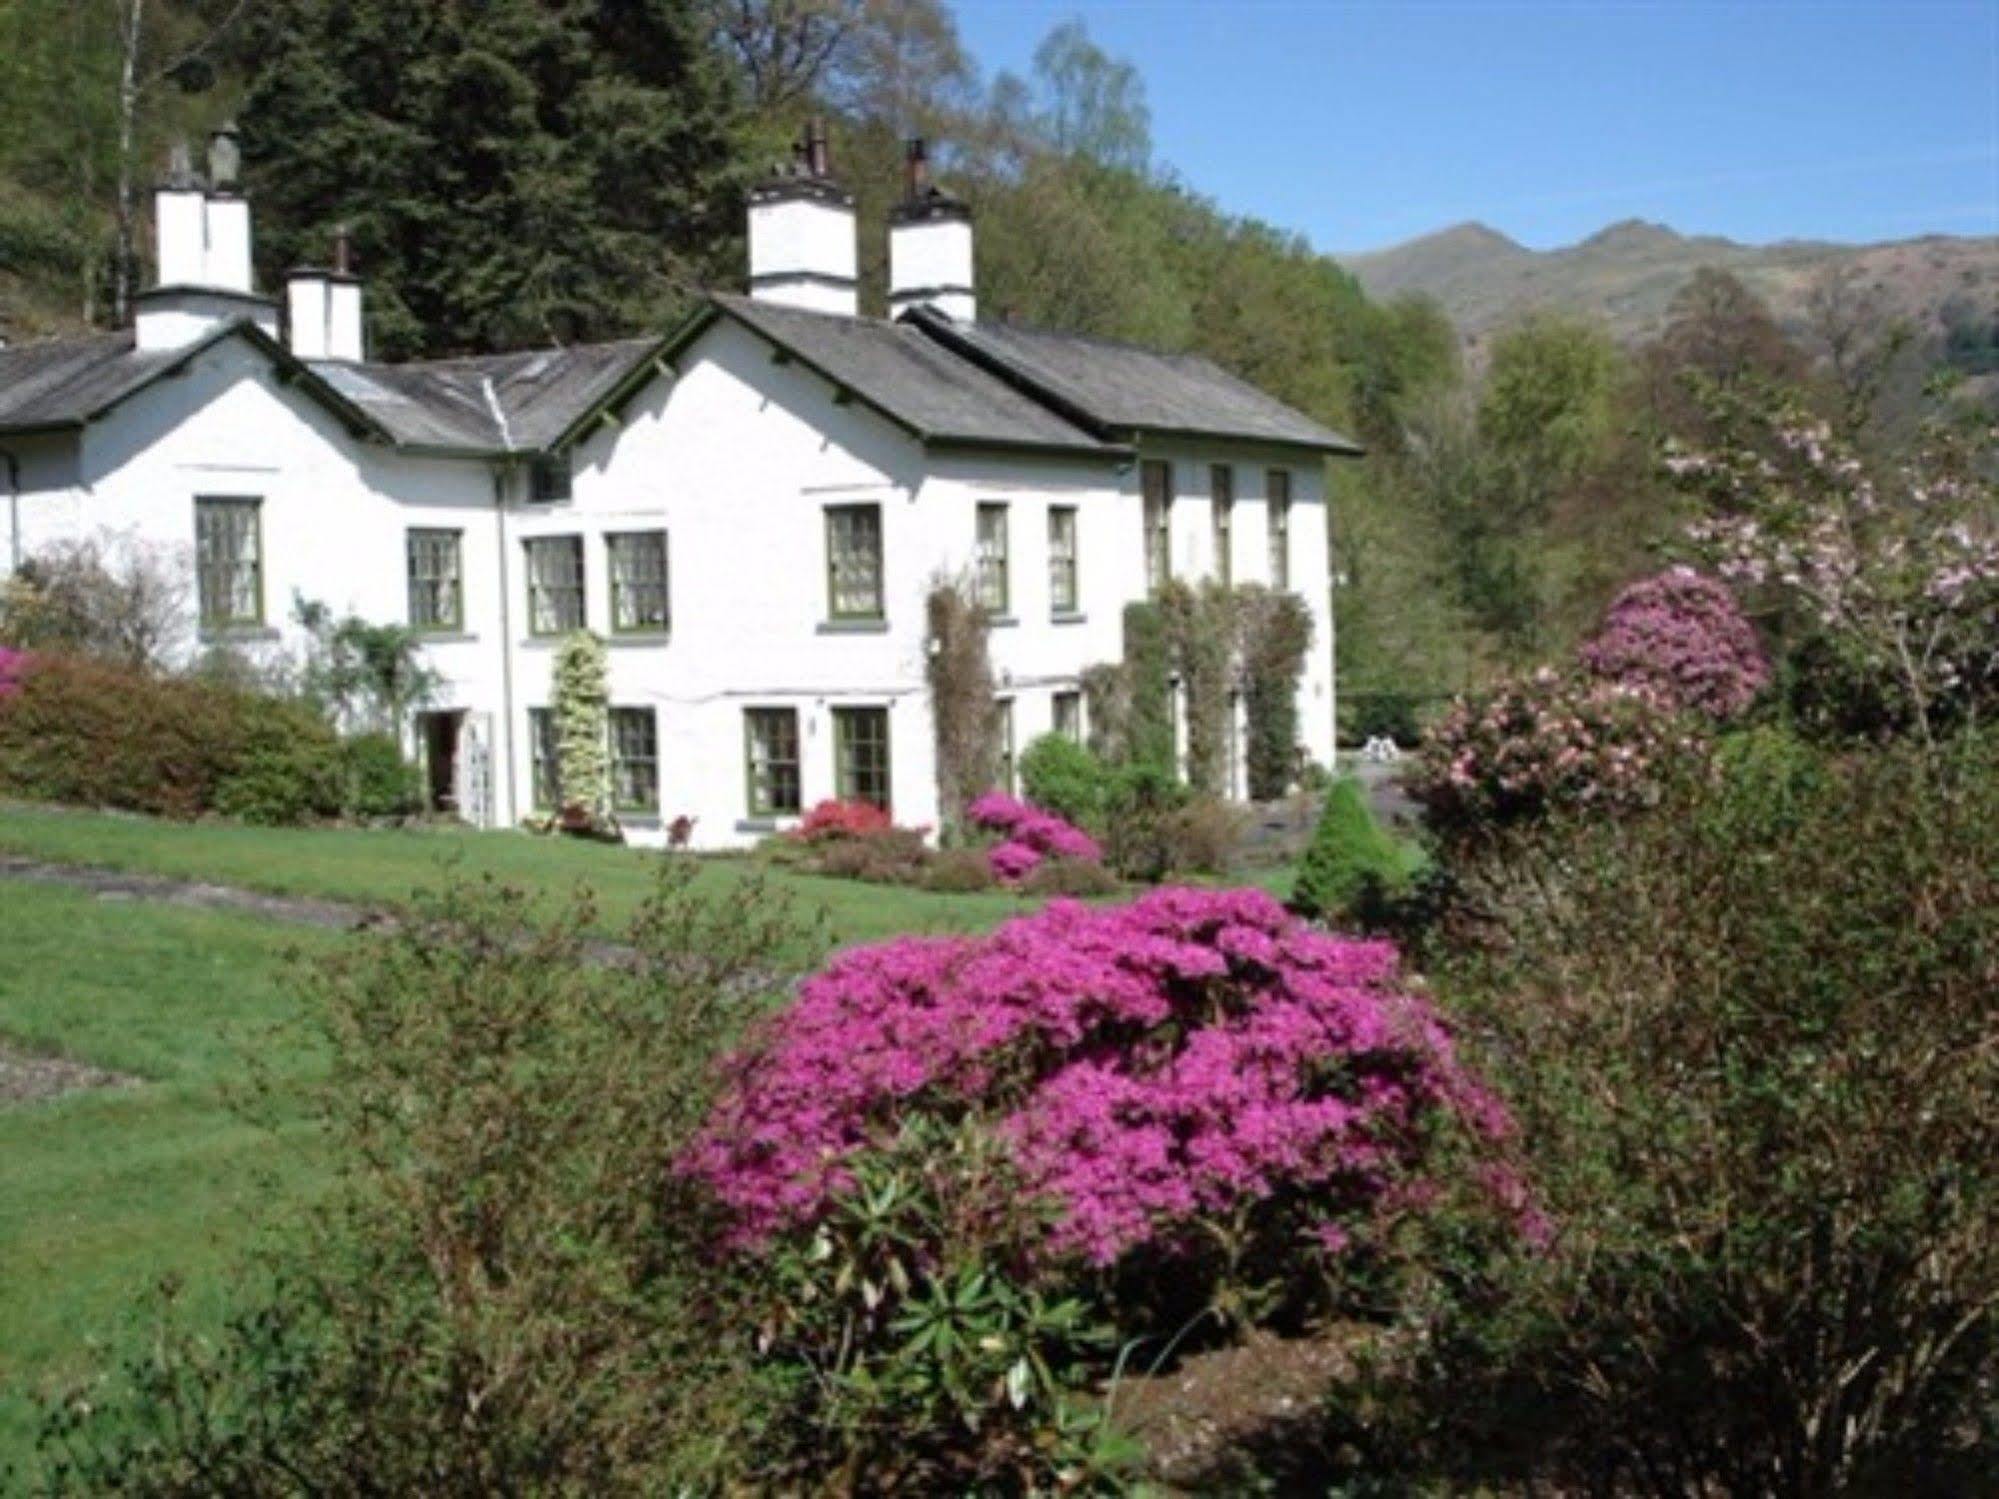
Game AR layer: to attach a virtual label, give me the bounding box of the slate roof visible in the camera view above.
[0,330,187,434]
[703,294,1125,457]
[906,310,1363,455]
[311,339,662,454]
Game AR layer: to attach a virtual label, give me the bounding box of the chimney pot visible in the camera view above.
[207,122,241,192]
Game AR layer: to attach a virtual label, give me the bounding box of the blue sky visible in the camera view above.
[951,0,1999,253]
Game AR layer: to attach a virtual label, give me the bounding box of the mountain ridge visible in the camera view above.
[1339,219,1999,351]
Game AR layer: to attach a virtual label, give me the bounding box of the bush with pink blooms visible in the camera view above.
[964,789,1103,884]
[1578,565,1768,718]
[1408,667,1706,846]
[684,887,1523,1288]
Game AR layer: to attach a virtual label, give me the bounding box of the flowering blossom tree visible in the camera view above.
[1667,399,1999,744]
[1579,566,1769,719]
[682,888,1522,1272]
[965,790,1102,883]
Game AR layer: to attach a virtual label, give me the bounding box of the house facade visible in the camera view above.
[0,129,1359,849]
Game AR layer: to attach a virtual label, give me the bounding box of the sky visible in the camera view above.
[950,0,1999,254]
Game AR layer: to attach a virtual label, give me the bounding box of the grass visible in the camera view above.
[0,883,339,1473]
[0,801,1035,947]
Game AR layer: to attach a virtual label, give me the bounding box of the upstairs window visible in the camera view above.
[524,535,585,636]
[1141,460,1172,596]
[610,706,659,812]
[407,528,463,632]
[529,453,572,503]
[744,707,802,817]
[1267,468,1292,590]
[195,497,263,629]
[826,504,884,620]
[1048,505,1079,614]
[608,530,670,634]
[1211,464,1234,587]
[975,502,1010,615]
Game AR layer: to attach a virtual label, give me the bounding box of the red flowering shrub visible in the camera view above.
[965,789,1103,884]
[1579,565,1768,718]
[1408,668,1705,845]
[683,888,1520,1278]
[790,797,893,842]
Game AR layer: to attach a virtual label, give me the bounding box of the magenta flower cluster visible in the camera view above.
[681,887,1515,1267]
[1579,566,1768,719]
[965,790,1102,883]
[0,647,26,700]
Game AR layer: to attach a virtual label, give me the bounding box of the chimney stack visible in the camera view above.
[887,139,975,324]
[745,118,858,318]
[136,131,279,351]
[285,224,366,363]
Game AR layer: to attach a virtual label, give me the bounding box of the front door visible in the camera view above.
[419,710,464,815]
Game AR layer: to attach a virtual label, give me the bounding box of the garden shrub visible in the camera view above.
[1018,731,1111,828]
[1577,565,1768,718]
[1291,778,1412,922]
[338,732,422,820]
[967,789,1102,884]
[1365,735,1999,1495]
[792,797,894,843]
[41,865,821,1495]
[921,845,998,893]
[211,697,345,826]
[1407,668,1705,847]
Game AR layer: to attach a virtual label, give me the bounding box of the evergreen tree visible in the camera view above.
[234,0,753,357]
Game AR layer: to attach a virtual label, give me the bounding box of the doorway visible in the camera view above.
[418,710,464,815]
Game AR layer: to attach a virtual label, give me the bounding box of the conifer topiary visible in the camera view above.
[1292,776,1408,921]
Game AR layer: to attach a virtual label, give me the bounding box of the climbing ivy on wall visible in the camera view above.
[926,577,1001,832]
[552,629,611,827]
[1238,586,1314,800]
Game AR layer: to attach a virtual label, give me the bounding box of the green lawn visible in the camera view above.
[0,802,1036,947]
[0,883,338,1472]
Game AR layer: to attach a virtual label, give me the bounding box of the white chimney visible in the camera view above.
[136,127,280,352]
[746,120,857,318]
[888,140,975,324]
[285,227,366,362]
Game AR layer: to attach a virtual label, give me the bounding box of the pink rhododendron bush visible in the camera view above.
[965,789,1102,883]
[1578,565,1768,718]
[1408,667,1707,845]
[684,887,1523,1301]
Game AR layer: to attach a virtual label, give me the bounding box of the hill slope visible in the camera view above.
[1342,218,1999,352]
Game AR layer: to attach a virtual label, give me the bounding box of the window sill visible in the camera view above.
[199,624,279,643]
[817,618,889,635]
[607,632,671,647]
[1050,610,1088,626]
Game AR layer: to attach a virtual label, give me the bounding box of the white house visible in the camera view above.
[0,127,1360,848]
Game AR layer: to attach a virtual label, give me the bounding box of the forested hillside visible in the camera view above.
[1,1,1979,732]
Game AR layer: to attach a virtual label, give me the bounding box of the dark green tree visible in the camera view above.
[235,0,753,357]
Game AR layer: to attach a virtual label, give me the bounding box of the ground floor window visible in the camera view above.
[744,707,802,816]
[1052,689,1083,742]
[528,707,558,810]
[610,706,659,812]
[832,705,891,809]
